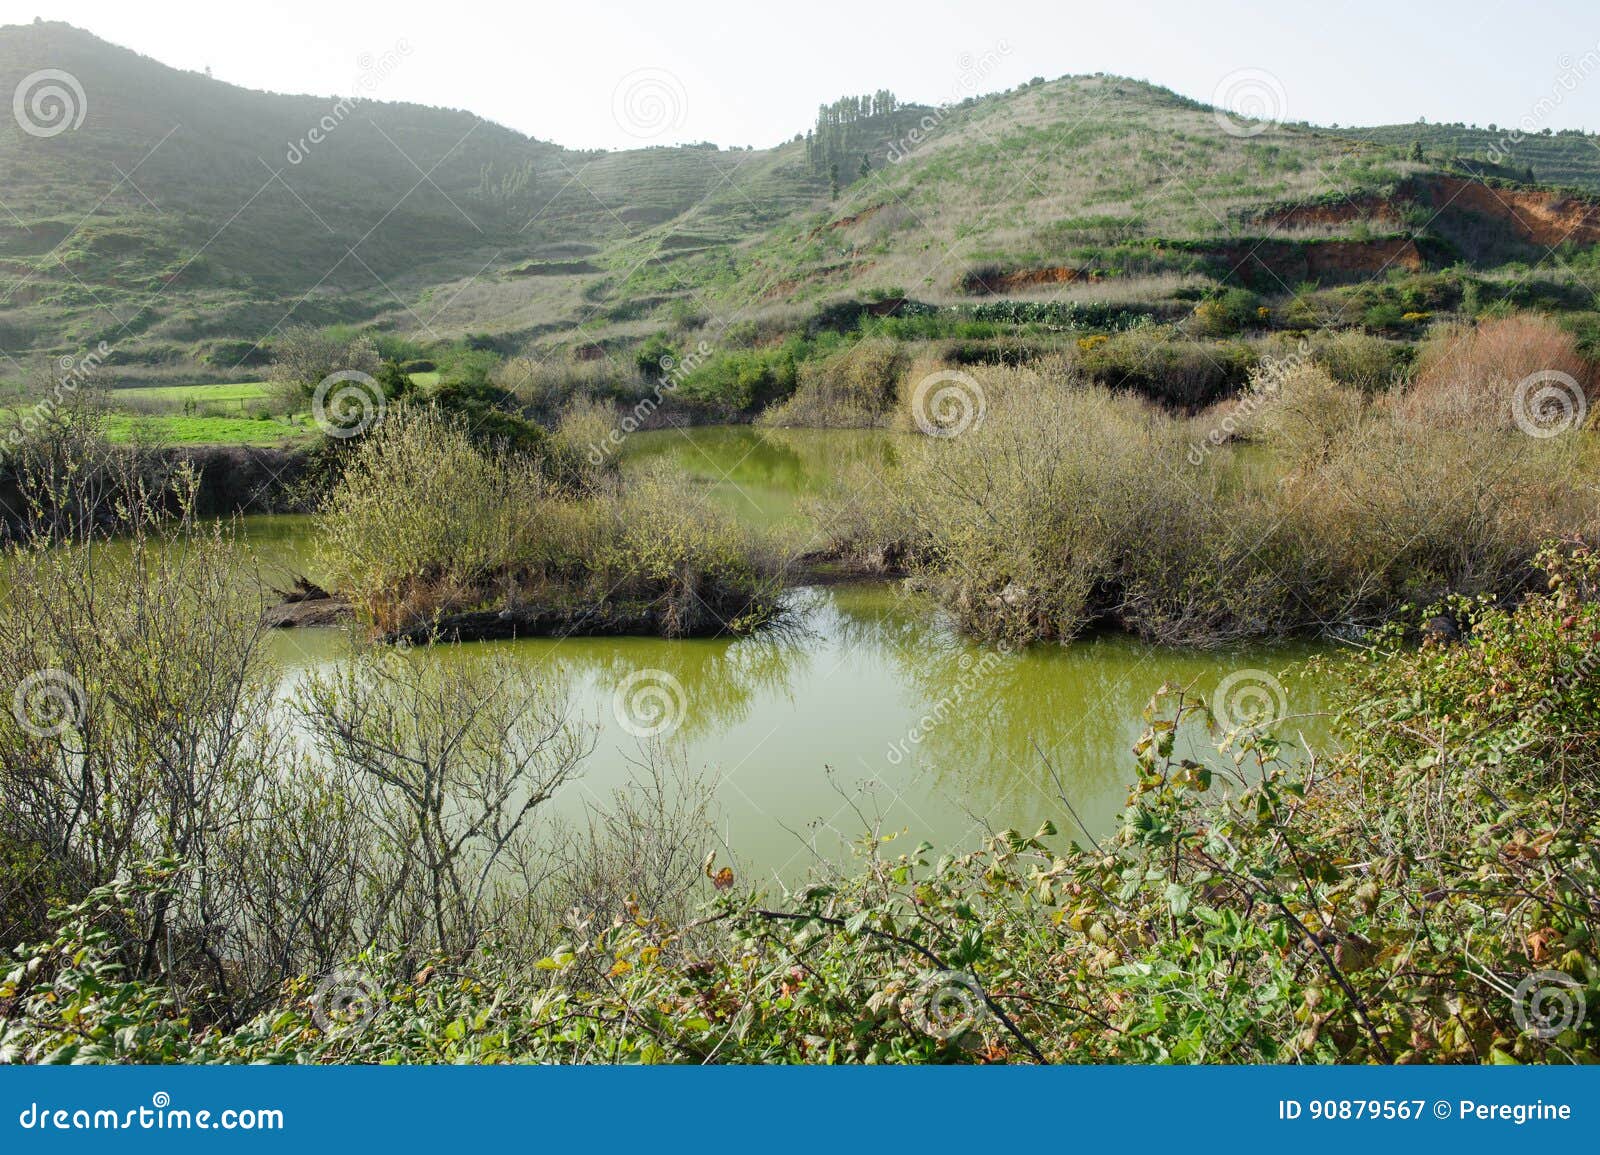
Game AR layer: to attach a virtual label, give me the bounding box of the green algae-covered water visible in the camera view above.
[244,426,1337,885]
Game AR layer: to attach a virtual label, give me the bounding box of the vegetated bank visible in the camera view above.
[2,499,1596,1062]
[0,311,1597,1065]
[0,408,317,544]
[805,313,1599,648]
[317,404,787,643]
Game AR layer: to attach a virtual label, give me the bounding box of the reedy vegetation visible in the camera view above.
[318,405,786,638]
[0,312,1597,1065]
[813,315,1598,647]
[0,440,619,1019]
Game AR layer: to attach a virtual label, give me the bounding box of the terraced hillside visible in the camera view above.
[1329,122,1600,192]
[0,22,849,374]
[3,21,1599,383]
[670,76,1427,318]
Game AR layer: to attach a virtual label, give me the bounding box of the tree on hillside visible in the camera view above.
[809,91,900,178]
[267,328,381,410]
[858,153,871,181]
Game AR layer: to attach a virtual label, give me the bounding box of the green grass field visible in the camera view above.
[81,372,430,444]
[113,381,271,408]
[99,413,315,446]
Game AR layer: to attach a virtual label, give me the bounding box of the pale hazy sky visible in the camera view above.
[12,0,1600,149]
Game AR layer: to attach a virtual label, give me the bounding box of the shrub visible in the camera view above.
[1399,313,1596,431]
[1071,324,1257,409]
[819,352,1597,645]
[1278,421,1592,619]
[878,369,1183,642]
[634,334,678,378]
[435,344,501,390]
[966,300,1155,329]
[1253,362,1369,464]
[1561,311,1600,360]
[9,558,1597,1064]
[1361,302,1407,331]
[318,407,784,637]
[371,333,431,364]
[317,405,550,623]
[1192,288,1263,337]
[761,338,906,427]
[266,327,381,409]
[496,353,641,420]
[1307,329,1412,392]
[678,346,801,412]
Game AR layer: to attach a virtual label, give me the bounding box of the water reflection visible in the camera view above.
[238,424,1336,882]
[623,426,902,530]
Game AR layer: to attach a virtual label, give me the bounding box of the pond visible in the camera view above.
[246,426,1338,886]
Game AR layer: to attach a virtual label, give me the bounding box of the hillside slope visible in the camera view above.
[3,22,1599,381]
[0,22,840,371]
[1328,122,1600,192]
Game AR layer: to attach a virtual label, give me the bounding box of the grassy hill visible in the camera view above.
[572,78,1600,358]
[3,21,1599,389]
[662,77,1419,317]
[0,22,841,376]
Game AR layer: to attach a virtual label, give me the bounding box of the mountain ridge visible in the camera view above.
[4,21,1600,382]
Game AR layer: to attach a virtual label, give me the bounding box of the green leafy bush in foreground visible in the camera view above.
[4,547,1596,1064]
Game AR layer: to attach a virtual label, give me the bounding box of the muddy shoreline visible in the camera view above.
[260,552,900,640]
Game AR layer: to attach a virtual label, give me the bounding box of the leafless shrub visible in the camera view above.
[296,648,595,962]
